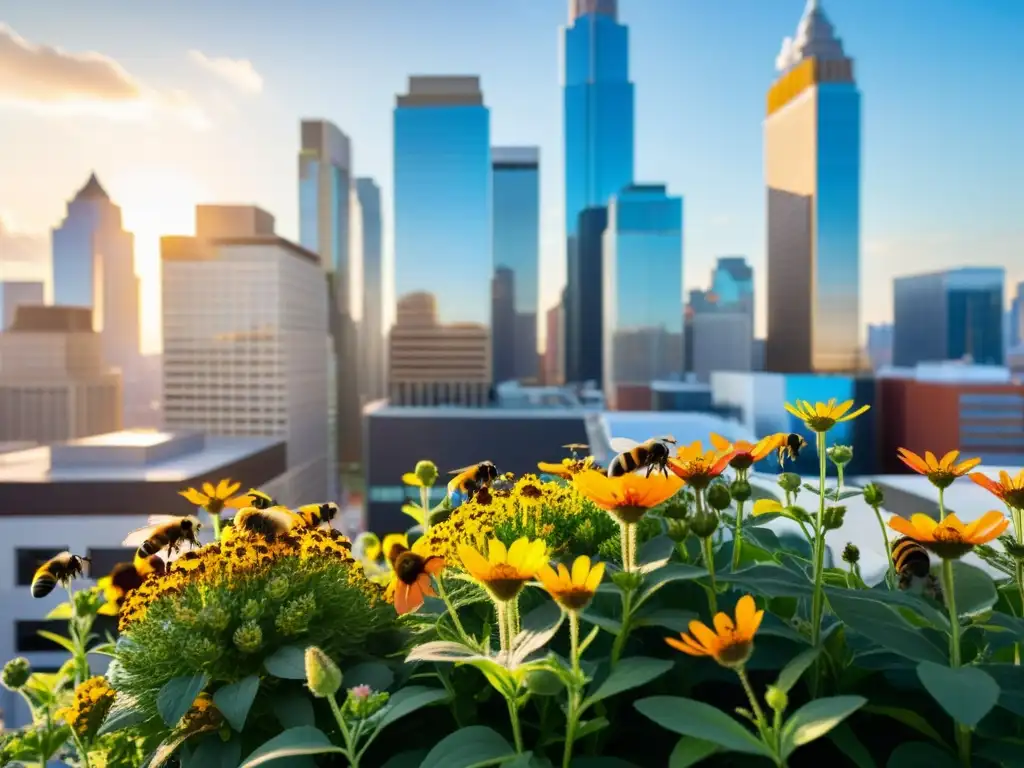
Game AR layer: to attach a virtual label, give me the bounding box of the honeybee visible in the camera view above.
[892,536,942,600]
[234,489,276,510]
[294,502,339,529]
[447,462,500,501]
[607,436,677,478]
[777,433,807,468]
[123,515,202,559]
[107,554,165,604]
[31,552,90,598]
[233,506,300,540]
[387,541,444,614]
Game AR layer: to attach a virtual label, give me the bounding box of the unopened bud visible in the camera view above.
[414,461,439,488]
[2,657,31,690]
[730,479,752,503]
[765,685,788,713]
[267,576,290,600]
[662,501,689,520]
[823,505,847,532]
[706,484,732,512]
[342,685,390,719]
[666,518,690,542]
[777,473,801,493]
[690,508,719,539]
[611,571,644,592]
[842,543,860,565]
[862,483,884,508]
[827,445,853,468]
[305,647,342,698]
[232,622,263,654]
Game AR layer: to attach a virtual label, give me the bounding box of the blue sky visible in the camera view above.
[0,0,1021,353]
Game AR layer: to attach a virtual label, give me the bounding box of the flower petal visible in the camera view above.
[752,499,783,516]
[713,612,735,636]
[888,515,921,540]
[709,433,731,452]
[688,620,719,651]
[666,636,707,656]
[837,404,870,422]
[830,400,854,420]
[401,472,423,487]
[585,561,606,592]
[908,514,939,536]
[506,537,529,568]
[202,481,217,498]
[489,538,509,565]
[897,448,929,475]
[734,595,757,634]
[458,544,491,580]
[571,555,591,586]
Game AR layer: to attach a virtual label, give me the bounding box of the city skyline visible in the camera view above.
[0,0,1021,355]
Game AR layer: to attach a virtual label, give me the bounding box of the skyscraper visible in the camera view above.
[0,280,44,330]
[893,268,1005,367]
[603,184,683,406]
[356,178,385,401]
[765,0,860,373]
[574,206,608,383]
[1009,281,1024,350]
[686,258,755,383]
[391,76,491,405]
[563,0,634,383]
[711,257,754,316]
[299,119,361,477]
[491,147,540,383]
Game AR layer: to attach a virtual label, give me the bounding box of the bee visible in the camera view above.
[233,506,300,540]
[447,461,500,501]
[31,552,90,598]
[294,502,339,529]
[892,536,943,600]
[235,489,276,510]
[108,554,165,604]
[387,541,444,614]
[607,436,677,478]
[123,515,202,560]
[777,433,807,468]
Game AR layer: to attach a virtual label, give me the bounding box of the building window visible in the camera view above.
[16,548,69,587]
[16,617,119,652]
[960,394,1024,406]
[86,548,136,579]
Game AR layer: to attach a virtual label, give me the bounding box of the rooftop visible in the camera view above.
[74,172,109,202]
[569,0,617,23]
[877,362,1015,384]
[397,76,484,108]
[10,306,93,333]
[776,0,849,74]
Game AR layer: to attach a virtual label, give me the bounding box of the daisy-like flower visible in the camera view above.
[783,399,870,434]
[537,555,605,612]
[179,479,245,515]
[898,448,981,490]
[969,469,1024,511]
[888,511,1009,560]
[386,537,445,615]
[665,594,764,668]
[458,536,547,602]
[709,433,783,473]
[667,440,735,490]
[572,470,683,524]
[382,533,409,567]
[537,456,593,479]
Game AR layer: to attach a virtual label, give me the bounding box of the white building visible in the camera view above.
[160,205,330,506]
[691,311,754,384]
[0,280,44,331]
[0,429,287,727]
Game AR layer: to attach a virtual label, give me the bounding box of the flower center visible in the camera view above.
[933,527,964,543]
[730,454,753,471]
[1004,488,1024,510]
[715,635,752,667]
[484,565,527,601]
[806,417,837,433]
[555,587,595,612]
[927,471,955,490]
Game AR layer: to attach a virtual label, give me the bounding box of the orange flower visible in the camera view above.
[709,433,784,472]
[537,456,593,478]
[386,538,445,615]
[572,470,683,524]
[667,440,735,490]
[888,511,1009,559]
[537,555,605,612]
[969,469,1024,510]
[897,449,981,490]
[666,594,763,668]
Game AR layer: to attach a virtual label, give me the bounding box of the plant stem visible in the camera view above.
[329,694,360,768]
[208,506,222,541]
[702,536,718,614]
[563,612,583,768]
[941,558,971,766]
[937,487,947,521]
[419,487,432,533]
[736,667,771,746]
[610,589,633,666]
[810,432,828,646]
[732,499,746,572]
[870,503,895,588]
[435,576,471,644]
[507,693,525,753]
[618,520,634,573]
[569,611,581,676]
[496,600,509,653]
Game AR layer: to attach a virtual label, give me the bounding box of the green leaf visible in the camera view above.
[272,690,316,729]
[376,686,449,731]
[263,645,309,680]
[827,591,947,664]
[633,609,698,633]
[97,695,149,736]
[406,640,481,663]
[419,725,516,768]
[718,564,813,598]
[864,705,947,747]
[188,735,242,768]
[584,657,674,707]
[511,601,565,665]
[780,695,866,758]
[344,661,395,692]
[36,629,76,653]
[828,723,876,768]
[401,503,427,526]
[916,661,1000,728]
[668,736,719,767]
[239,726,344,767]
[636,564,706,607]
[574,717,610,740]
[213,675,260,732]
[382,751,429,768]
[634,696,771,757]
[45,602,73,620]
[580,610,623,635]
[950,562,998,617]
[157,673,209,727]
[637,535,675,572]
[885,742,959,768]
[774,646,821,695]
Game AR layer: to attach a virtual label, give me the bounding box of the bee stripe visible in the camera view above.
[892,536,930,578]
[31,574,57,599]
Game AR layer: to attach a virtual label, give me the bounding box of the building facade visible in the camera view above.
[563,0,634,384]
[0,280,44,330]
[893,268,1005,367]
[867,323,894,369]
[765,1,861,373]
[491,147,540,383]
[686,257,755,383]
[602,184,683,407]
[571,206,609,384]
[160,206,330,506]
[545,301,565,386]
[1009,281,1024,350]
[356,178,386,401]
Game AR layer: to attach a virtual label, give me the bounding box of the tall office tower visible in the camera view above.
[392,76,491,405]
[161,206,330,506]
[685,258,755,383]
[356,178,385,401]
[893,268,1005,367]
[51,173,142,413]
[0,280,44,330]
[563,0,634,384]
[1009,281,1024,350]
[491,147,540,383]
[765,0,860,373]
[0,306,121,442]
[866,322,894,369]
[299,120,360,485]
[574,207,609,384]
[602,185,683,406]
[546,296,566,386]
[711,257,754,316]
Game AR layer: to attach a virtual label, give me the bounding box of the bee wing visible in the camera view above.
[654,434,677,444]
[148,514,183,527]
[122,523,161,548]
[609,437,639,453]
[447,465,478,475]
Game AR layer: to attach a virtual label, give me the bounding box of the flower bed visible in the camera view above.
[2,399,1023,768]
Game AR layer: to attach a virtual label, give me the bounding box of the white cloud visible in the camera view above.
[0,216,47,268]
[187,50,263,94]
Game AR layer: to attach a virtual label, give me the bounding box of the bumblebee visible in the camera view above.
[236,489,276,510]
[107,554,166,604]
[123,515,202,559]
[777,433,807,468]
[233,506,300,540]
[607,436,677,478]
[892,536,942,600]
[294,502,340,529]
[447,461,500,500]
[31,552,90,598]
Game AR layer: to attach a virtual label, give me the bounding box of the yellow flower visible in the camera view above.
[58,676,116,738]
[458,536,547,602]
[888,511,1009,559]
[572,470,682,524]
[709,432,784,472]
[179,479,245,514]
[970,469,1024,510]
[752,499,784,516]
[783,399,870,434]
[537,555,604,612]
[665,594,763,668]
[897,448,981,490]
[667,440,735,490]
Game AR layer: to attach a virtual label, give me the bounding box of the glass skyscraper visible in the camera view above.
[491,146,540,383]
[356,178,385,401]
[894,268,1005,367]
[711,256,754,314]
[563,0,634,383]
[765,0,861,373]
[602,184,683,405]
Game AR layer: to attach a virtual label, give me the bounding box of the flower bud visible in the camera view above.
[241,599,264,621]
[202,603,231,631]
[842,543,860,565]
[342,685,390,719]
[74,589,100,616]
[232,622,263,653]
[765,685,788,713]
[827,445,853,468]
[666,518,690,542]
[862,483,884,508]
[777,473,802,493]
[305,646,342,698]
[276,593,317,635]
[662,501,689,520]
[729,479,752,503]
[823,505,847,532]
[267,576,290,600]
[706,484,732,512]
[690,508,719,539]
[414,460,439,488]
[2,657,31,690]
[611,571,644,592]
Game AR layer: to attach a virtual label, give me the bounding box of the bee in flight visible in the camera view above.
[123,515,202,560]
[31,551,91,598]
[233,505,300,540]
[294,502,339,530]
[777,433,807,468]
[447,461,500,504]
[607,436,677,478]
[892,536,942,601]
